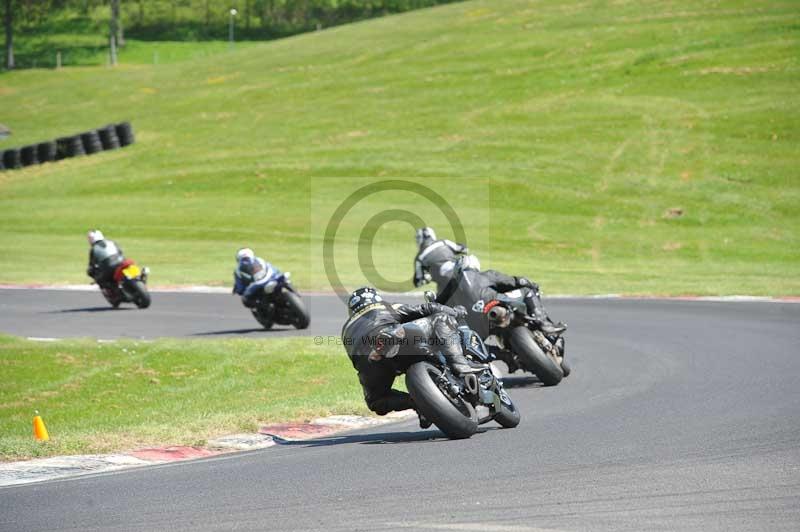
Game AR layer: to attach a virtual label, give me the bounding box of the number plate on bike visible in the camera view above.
[122,264,141,279]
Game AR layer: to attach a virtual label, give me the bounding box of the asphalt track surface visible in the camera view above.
[0,288,345,340]
[1,290,799,531]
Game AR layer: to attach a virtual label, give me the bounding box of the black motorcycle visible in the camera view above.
[481,291,569,386]
[401,313,520,439]
[250,273,310,330]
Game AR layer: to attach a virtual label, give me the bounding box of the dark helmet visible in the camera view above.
[415,227,437,249]
[347,286,384,317]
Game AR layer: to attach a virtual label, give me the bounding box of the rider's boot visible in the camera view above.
[446,352,486,375]
[432,313,486,375]
[524,289,567,334]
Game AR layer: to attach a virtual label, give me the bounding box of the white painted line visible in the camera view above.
[26,337,59,342]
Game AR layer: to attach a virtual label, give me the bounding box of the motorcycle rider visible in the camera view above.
[232,248,282,308]
[435,255,566,337]
[86,229,124,287]
[341,286,484,427]
[413,227,468,288]
[412,227,565,337]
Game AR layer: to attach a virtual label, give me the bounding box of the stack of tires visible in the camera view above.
[0,121,135,172]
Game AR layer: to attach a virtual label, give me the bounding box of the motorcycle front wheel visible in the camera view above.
[251,306,274,330]
[405,362,478,439]
[493,388,520,428]
[284,291,310,330]
[101,286,121,308]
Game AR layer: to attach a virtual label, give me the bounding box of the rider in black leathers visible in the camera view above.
[412,227,564,337]
[434,261,567,338]
[341,287,483,424]
[434,265,567,374]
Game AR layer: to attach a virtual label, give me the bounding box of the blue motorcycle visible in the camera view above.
[250,273,310,330]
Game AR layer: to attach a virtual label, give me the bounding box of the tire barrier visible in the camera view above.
[37,141,57,163]
[98,125,121,151]
[81,130,103,155]
[2,148,22,170]
[115,121,134,147]
[56,135,84,159]
[1,122,134,172]
[20,145,40,166]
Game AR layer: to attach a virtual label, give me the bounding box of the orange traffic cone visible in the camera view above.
[33,411,49,441]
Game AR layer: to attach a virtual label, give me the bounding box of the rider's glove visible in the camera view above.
[452,305,468,321]
[414,272,432,287]
[515,276,532,288]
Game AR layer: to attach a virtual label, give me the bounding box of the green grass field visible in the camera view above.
[0,335,365,461]
[1,0,798,295]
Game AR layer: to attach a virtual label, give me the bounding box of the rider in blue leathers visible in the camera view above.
[232,248,282,308]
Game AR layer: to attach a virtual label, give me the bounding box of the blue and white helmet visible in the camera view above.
[347,286,383,316]
[236,247,255,263]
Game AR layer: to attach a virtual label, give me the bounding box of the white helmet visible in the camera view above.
[458,254,481,272]
[87,229,104,244]
[236,248,255,262]
[415,227,437,247]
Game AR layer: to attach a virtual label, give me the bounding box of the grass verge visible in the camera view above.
[0,334,366,462]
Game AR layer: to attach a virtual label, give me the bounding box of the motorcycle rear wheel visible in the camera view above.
[509,326,563,386]
[130,280,151,309]
[405,362,478,439]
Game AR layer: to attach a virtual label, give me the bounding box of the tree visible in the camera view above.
[3,0,13,70]
[110,0,124,47]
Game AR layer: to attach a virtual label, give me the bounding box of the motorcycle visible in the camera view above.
[249,272,310,330]
[401,303,520,439]
[97,259,151,309]
[480,289,569,386]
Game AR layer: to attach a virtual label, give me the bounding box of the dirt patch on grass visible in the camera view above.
[664,207,684,219]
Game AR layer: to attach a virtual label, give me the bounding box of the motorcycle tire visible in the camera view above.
[509,326,563,386]
[101,286,121,308]
[252,307,274,330]
[561,359,572,378]
[405,362,478,440]
[130,280,151,309]
[284,291,310,330]
[493,388,520,428]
